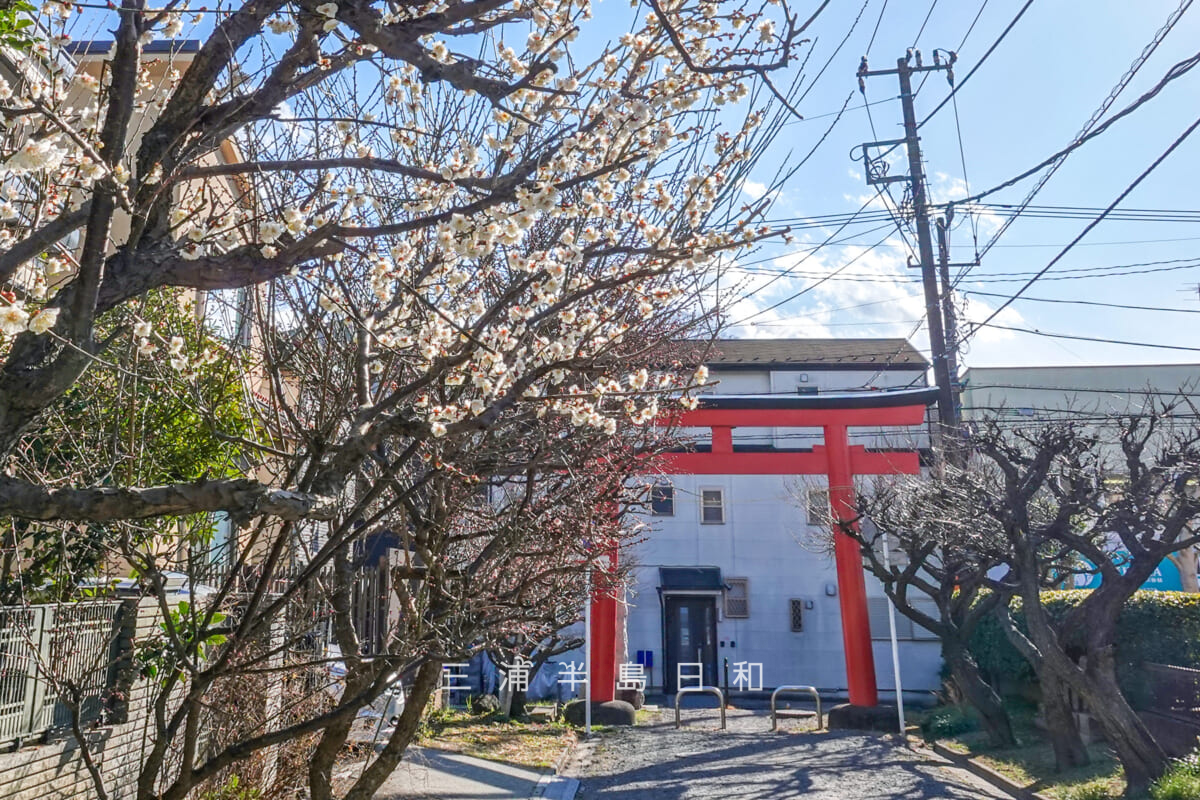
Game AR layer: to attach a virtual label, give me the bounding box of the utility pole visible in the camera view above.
[936,212,958,402]
[857,50,960,458]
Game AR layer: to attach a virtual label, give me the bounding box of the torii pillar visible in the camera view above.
[587,390,934,707]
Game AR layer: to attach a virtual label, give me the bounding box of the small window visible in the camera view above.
[725,578,749,618]
[650,483,674,516]
[789,599,804,632]
[700,488,725,524]
[806,488,830,527]
[868,597,913,640]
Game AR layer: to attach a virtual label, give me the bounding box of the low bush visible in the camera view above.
[1062,781,1116,800]
[1150,750,1200,800]
[919,705,977,742]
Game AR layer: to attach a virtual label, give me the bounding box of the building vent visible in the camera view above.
[725,578,749,618]
[789,599,804,632]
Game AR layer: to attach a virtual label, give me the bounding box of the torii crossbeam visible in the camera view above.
[589,388,936,708]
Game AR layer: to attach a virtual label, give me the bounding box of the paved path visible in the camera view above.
[565,708,1010,800]
[370,746,578,800]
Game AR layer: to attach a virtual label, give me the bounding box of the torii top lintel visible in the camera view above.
[655,387,936,477]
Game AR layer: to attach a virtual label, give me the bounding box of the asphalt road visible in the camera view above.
[565,708,1009,800]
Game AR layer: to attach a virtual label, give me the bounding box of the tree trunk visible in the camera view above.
[1039,671,1090,771]
[342,661,443,800]
[1077,648,1168,797]
[509,688,528,719]
[944,642,1016,748]
[309,716,356,800]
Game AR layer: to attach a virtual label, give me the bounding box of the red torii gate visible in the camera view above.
[589,388,935,708]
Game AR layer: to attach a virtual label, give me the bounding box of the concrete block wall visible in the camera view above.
[0,598,173,800]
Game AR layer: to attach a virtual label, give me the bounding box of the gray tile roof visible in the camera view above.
[692,338,928,368]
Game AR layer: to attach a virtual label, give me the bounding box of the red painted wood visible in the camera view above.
[671,404,928,428]
[657,446,919,476]
[608,400,929,708]
[589,545,620,703]
[824,424,879,707]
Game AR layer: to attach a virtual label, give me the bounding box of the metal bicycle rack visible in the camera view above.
[674,686,726,730]
[770,685,822,731]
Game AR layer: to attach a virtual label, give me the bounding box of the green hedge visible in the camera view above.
[969,590,1200,697]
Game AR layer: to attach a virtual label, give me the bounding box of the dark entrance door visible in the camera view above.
[664,596,717,694]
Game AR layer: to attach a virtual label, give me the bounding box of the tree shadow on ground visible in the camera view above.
[575,720,1003,800]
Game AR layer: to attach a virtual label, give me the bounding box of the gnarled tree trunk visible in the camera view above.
[944,640,1016,748]
[1039,671,1090,771]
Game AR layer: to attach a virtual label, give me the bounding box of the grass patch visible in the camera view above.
[940,700,1125,800]
[417,709,577,769]
[1150,751,1200,800]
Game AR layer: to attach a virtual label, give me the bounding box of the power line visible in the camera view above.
[912,0,939,48]
[965,112,1200,342]
[980,323,1200,354]
[916,0,1036,129]
[728,255,1200,282]
[959,0,1196,276]
[726,228,897,325]
[950,47,1200,209]
[962,290,1200,314]
[865,0,889,56]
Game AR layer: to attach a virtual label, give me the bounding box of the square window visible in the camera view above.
[650,483,674,516]
[700,488,725,524]
[725,578,749,618]
[789,599,804,632]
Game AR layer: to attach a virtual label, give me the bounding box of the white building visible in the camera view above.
[624,339,945,696]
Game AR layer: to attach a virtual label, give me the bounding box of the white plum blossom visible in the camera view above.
[26,308,60,335]
[0,304,29,336]
[266,16,297,34]
[259,221,284,243]
[5,139,67,173]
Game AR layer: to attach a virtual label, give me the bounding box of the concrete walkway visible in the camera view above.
[373,746,578,800]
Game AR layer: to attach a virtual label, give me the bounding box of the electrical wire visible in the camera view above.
[964,112,1200,342]
[980,324,1200,354]
[916,0,1036,129]
[961,290,1200,314]
[726,228,898,326]
[957,0,1196,278]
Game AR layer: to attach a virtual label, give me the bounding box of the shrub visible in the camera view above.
[1150,750,1200,800]
[919,705,977,742]
[198,776,262,800]
[1062,781,1116,800]
[969,590,1200,699]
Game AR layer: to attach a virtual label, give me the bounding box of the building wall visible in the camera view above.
[623,361,940,695]
[625,472,942,694]
[962,364,1200,422]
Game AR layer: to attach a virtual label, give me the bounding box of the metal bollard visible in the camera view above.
[674,686,726,730]
[770,685,822,731]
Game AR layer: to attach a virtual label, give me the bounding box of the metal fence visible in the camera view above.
[1137,662,1200,724]
[0,602,123,744]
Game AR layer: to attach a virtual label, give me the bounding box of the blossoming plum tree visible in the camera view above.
[0,0,823,796]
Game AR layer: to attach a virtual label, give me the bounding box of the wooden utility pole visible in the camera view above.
[857,51,960,457]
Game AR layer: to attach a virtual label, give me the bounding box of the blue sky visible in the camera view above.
[706,0,1200,370]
